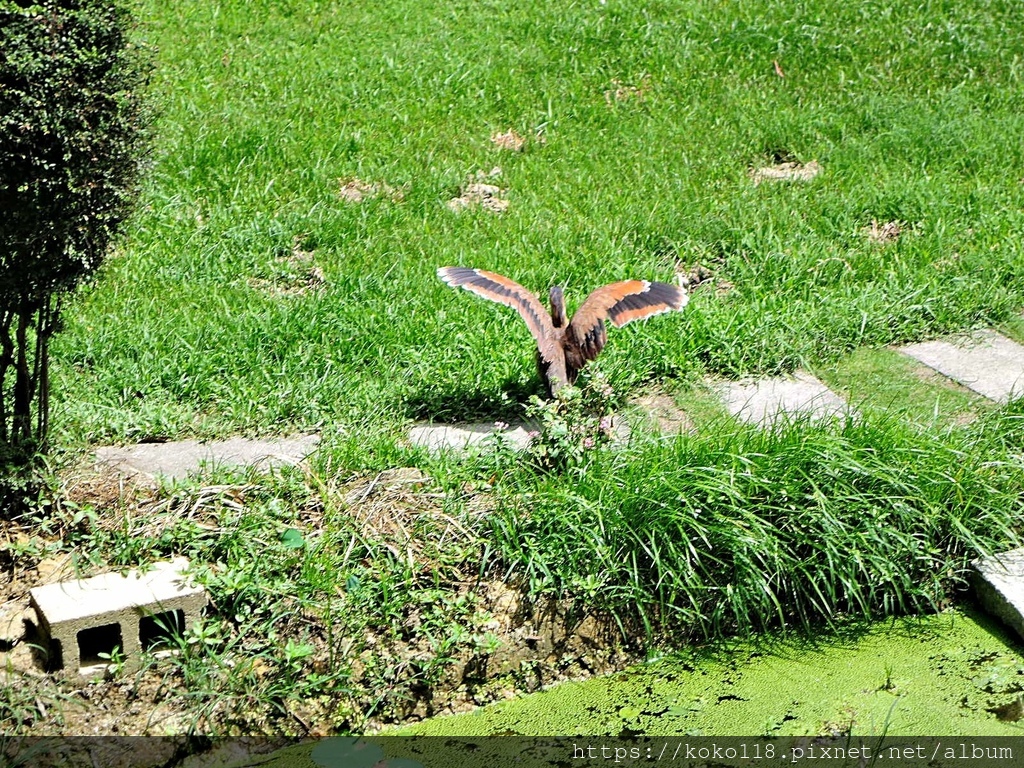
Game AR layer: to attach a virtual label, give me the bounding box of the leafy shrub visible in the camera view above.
[0,0,150,471]
[490,413,1024,640]
[522,374,619,473]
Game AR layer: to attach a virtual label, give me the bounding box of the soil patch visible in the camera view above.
[338,177,405,203]
[0,465,640,757]
[630,389,695,436]
[489,129,545,152]
[448,181,509,213]
[863,219,903,245]
[604,74,651,105]
[249,238,327,297]
[675,262,733,297]
[750,160,821,185]
[490,129,526,152]
[448,168,508,213]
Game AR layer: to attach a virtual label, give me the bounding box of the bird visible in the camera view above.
[438,266,688,396]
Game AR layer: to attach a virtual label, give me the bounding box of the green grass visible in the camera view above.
[822,347,992,429]
[474,402,1024,640]
[20,0,1024,738]
[52,0,1024,443]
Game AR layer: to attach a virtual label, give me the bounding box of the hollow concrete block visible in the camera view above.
[29,557,207,677]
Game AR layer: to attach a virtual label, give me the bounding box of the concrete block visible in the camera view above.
[972,547,1024,643]
[29,557,207,677]
[719,371,850,427]
[899,330,1024,403]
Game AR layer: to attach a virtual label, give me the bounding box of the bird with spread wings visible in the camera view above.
[438,267,688,396]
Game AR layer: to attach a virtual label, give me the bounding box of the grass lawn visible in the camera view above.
[8,0,1024,740]
[53,0,1024,443]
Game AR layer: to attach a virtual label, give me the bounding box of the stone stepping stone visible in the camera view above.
[718,371,850,427]
[409,415,634,454]
[408,422,534,453]
[972,547,1024,643]
[94,434,320,480]
[898,329,1024,404]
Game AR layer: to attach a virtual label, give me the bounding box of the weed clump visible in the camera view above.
[489,411,1024,641]
[522,374,620,472]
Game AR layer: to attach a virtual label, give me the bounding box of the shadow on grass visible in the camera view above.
[404,378,543,423]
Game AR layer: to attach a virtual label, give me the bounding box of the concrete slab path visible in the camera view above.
[972,547,1024,644]
[718,370,850,427]
[899,329,1024,404]
[408,422,534,453]
[94,434,320,480]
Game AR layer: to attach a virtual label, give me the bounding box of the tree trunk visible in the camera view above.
[0,308,13,445]
[34,296,55,447]
[12,299,32,445]
[4,294,54,454]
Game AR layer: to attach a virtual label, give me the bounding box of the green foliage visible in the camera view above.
[520,374,619,472]
[45,0,1024,444]
[15,0,1024,737]
[488,412,1024,640]
[52,473,356,733]
[0,0,150,467]
[0,0,150,302]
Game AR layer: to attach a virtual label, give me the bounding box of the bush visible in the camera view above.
[0,0,150,469]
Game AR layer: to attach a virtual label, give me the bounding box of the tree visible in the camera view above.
[0,0,150,471]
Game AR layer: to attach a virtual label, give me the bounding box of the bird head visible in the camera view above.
[548,285,568,328]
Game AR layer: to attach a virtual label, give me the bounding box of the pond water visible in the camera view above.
[249,607,1024,768]
[396,608,1024,737]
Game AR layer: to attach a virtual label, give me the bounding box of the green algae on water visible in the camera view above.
[397,609,1024,737]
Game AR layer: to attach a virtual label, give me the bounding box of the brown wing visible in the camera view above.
[568,280,687,361]
[437,266,564,368]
